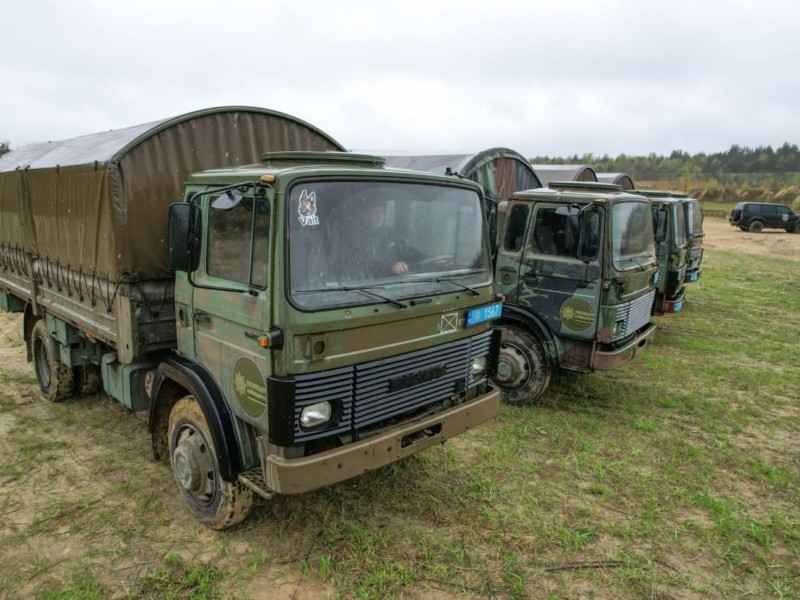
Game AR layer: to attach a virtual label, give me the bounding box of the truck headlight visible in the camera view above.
[471,356,488,375]
[300,402,332,428]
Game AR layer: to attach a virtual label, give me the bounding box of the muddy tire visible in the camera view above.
[168,396,253,530]
[75,364,101,395]
[793,223,800,234]
[31,319,74,402]
[492,325,552,404]
[748,221,764,233]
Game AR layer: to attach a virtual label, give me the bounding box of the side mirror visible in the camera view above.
[654,208,667,244]
[577,207,601,262]
[167,203,202,272]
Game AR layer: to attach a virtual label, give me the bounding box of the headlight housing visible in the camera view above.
[300,401,332,428]
[471,356,488,375]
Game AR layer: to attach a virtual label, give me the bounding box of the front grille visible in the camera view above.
[668,264,687,298]
[689,248,703,270]
[291,330,493,443]
[612,289,655,340]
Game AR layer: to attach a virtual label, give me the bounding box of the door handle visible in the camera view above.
[193,311,212,323]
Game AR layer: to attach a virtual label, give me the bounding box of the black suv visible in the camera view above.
[729,202,800,233]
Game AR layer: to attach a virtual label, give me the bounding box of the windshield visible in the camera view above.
[684,199,704,236]
[672,202,687,249]
[611,201,657,271]
[288,180,491,309]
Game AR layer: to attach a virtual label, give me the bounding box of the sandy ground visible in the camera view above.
[0,215,796,598]
[702,216,800,261]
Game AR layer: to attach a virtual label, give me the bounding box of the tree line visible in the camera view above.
[532,143,800,183]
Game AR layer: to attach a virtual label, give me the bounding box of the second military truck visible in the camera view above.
[492,181,658,402]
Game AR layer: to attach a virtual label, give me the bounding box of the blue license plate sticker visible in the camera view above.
[688,273,698,282]
[466,302,503,327]
[673,301,682,312]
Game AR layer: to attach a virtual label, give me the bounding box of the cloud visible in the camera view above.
[2,0,799,156]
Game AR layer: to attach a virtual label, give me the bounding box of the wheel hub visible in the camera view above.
[496,343,530,389]
[172,427,216,503]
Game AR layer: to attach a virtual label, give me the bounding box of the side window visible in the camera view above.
[207,197,270,287]
[503,204,529,252]
[579,211,602,260]
[529,207,574,257]
[749,204,762,215]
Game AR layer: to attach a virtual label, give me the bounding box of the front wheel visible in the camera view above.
[492,325,552,404]
[168,396,253,529]
[31,319,74,402]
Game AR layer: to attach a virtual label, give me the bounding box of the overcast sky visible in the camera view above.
[2,0,798,158]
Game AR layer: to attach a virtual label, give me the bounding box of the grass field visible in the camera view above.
[1,245,798,599]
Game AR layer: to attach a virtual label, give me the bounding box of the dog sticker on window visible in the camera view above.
[298,189,319,226]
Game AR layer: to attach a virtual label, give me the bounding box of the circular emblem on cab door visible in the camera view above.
[559,298,595,332]
[233,357,267,418]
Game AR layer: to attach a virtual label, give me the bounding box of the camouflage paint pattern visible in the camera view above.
[637,193,689,315]
[496,187,657,373]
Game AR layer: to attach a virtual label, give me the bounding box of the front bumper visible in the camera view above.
[592,323,657,370]
[661,286,686,314]
[260,388,501,494]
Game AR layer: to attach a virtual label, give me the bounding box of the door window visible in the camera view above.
[207,197,270,287]
[503,204,529,252]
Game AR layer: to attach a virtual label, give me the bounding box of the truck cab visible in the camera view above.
[635,190,689,314]
[161,152,502,525]
[492,181,658,402]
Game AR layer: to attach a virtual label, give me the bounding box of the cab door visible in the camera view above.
[191,193,273,428]
[516,203,602,343]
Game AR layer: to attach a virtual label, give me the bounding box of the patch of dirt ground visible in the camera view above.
[702,216,800,261]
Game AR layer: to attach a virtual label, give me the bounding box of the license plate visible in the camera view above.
[673,301,683,312]
[687,273,698,282]
[466,302,503,327]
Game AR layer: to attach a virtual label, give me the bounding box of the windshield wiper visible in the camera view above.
[434,275,480,296]
[404,273,482,296]
[623,255,655,271]
[294,286,407,309]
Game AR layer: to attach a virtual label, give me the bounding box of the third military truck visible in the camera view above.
[493,181,658,402]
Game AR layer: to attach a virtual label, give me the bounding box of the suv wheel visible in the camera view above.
[748,221,764,233]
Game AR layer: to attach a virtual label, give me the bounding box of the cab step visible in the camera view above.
[238,467,275,500]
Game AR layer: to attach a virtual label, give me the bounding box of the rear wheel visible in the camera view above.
[493,325,552,404]
[168,396,253,529]
[31,320,74,402]
[748,221,764,233]
[739,226,747,231]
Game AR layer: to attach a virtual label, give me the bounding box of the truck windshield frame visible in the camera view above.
[286,178,492,311]
[684,200,704,237]
[611,200,657,272]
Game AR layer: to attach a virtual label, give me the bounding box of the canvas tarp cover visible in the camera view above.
[532,164,598,186]
[597,172,635,190]
[0,106,344,282]
[384,148,542,201]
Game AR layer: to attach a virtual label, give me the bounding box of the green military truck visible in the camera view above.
[0,109,501,529]
[492,181,658,402]
[681,196,705,282]
[634,190,688,315]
